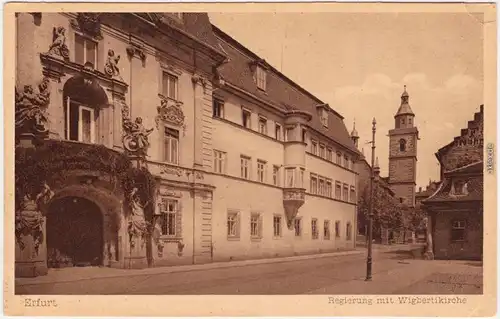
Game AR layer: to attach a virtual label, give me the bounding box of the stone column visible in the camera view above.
[192,75,206,169]
[424,212,434,260]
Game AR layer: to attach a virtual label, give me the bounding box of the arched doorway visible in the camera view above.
[47,196,104,268]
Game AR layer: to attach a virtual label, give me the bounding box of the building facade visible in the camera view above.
[14,13,360,277]
[422,106,483,260]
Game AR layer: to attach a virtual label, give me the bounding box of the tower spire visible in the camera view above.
[350,118,359,148]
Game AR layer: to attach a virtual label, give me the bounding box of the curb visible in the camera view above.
[16,249,365,286]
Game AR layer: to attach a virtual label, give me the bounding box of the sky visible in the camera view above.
[209,12,484,189]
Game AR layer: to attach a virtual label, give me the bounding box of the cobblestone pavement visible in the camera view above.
[15,249,482,295]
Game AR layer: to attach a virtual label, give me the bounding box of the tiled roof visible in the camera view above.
[133,13,222,54]
[212,25,360,155]
[423,176,483,203]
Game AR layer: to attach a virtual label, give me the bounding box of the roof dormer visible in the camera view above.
[316,103,330,128]
[249,59,268,91]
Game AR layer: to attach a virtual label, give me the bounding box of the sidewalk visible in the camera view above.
[15,243,421,287]
[16,249,364,286]
[307,259,483,294]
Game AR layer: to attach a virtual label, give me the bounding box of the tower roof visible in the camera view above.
[350,119,359,138]
[395,85,415,117]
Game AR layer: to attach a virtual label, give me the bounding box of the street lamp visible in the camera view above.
[366,117,376,281]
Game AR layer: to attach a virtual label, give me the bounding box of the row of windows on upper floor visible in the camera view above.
[214,150,356,203]
[228,211,353,242]
[213,98,354,171]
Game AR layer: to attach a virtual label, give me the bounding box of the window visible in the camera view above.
[327,148,333,161]
[319,144,325,158]
[401,118,405,125]
[275,124,282,140]
[250,213,262,238]
[294,218,302,237]
[399,139,407,152]
[74,34,97,66]
[311,141,318,155]
[350,186,356,203]
[319,109,328,127]
[299,168,305,188]
[162,72,179,100]
[164,127,179,164]
[311,218,319,239]
[310,174,318,194]
[409,118,412,125]
[326,180,333,198]
[286,168,295,187]
[285,127,294,142]
[160,198,178,236]
[256,66,267,90]
[212,98,224,118]
[258,117,267,135]
[452,180,467,195]
[272,165,280,186]
[64,98,97,143]
[273,215,282,237]
[213,150,226,174]
[301,129,306,143]
[335,182,342,199]
[346,222,352,240]
[343,184,349,201]
[257,160,266,183]
[324,220,331,240]
[335,221,341,238]
[344,155,349,168]
[451,220,466,241]
[336,152,342,165]
[240,156,251,179]
[227,211,240,238]
[242,108,251,128]
[319,178,325,196]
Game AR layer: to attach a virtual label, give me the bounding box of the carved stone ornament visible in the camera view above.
[122,116,154,158]
[160,165,183,177]
[15,183,54,253]
[104,49,122,80]
[195,171,204,180]
[70,13,103,39]
[283,189,305,229]
[126,44,147,64]
[192,74,208,88]
[155,98,185,128]
[15,77,51,136]
[47,26,70,60]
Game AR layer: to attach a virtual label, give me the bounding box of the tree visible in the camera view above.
[357,181,403,241]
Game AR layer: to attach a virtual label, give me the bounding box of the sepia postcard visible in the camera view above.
[3,1,497,317]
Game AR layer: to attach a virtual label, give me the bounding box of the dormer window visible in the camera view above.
[451,180,468,196]
[256,66,267,90]
[316,104,329,127]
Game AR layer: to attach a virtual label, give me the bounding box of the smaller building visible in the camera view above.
[422,105,483,260]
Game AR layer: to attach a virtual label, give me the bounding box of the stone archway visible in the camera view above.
[46,196,103,268]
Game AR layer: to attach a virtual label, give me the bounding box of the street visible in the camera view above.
[15,247,483,295]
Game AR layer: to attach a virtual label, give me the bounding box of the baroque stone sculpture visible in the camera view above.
[47,27,70,60]
[15,183,54,253]
[122,117,154,157]
[15,77,51,136]
[104,49,122,80]
[128,187,149,248]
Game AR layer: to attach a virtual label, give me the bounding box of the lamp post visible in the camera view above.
[366,117,376,281]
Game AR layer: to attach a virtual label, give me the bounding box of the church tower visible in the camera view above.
[388,86,419,207]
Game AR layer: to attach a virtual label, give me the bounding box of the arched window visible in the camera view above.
[63,76,108,144]
[399,139,407,152]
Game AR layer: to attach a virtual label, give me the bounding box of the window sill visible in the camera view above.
[273,236,283,240]
[158,93,183,106]
[251,237,262,242]
[159,236,182,242]
[227,236,240,241]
